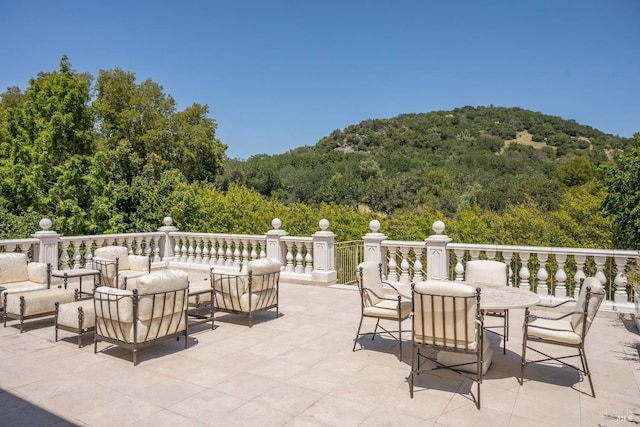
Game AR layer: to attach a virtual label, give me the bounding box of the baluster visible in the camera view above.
[574,254,586,298]
[259,243,266,259]
[217,240,225,266]
[387,246,398,282]
[536,253,549,298]
[174,239,181,262]
[454,249,465,281]
[614,257,629,304]
[126,239,133,255]
[250,239,258,261]
[285,242,294,272]
[180,239,188,263]
[295,244,304,273]
[135,238,143,255]
[225,239,233,267]
[594,255,607,285]
[469,249,480,260]
[413,248,424,282]
[145,238,152,258]
[195,239,203,264]
[519,252,530,291]
[399,247,410,285]
[186,238,195,263]
[241,239,249,269]
[232,239,241,269]
[554,254,568,298]
[153,239,161,262]
[502,251,513,286]
[304,242,313,274]
[485,250,496,260]
[85,240,95,267]
[60,241,70,270]
[72,241,82,269]
[202,238,210,264]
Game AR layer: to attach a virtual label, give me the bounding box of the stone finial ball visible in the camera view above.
[432,220,445,234]
[163,217,173,226]
[319,219,329,230]
[39,218,52,231]
[369,219,381,233]
[272,218,282,229]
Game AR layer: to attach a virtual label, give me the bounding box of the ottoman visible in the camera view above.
[3,288,76,332]
[55,298,96,347]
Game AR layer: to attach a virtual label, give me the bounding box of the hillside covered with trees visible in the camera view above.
[1,57,639,250]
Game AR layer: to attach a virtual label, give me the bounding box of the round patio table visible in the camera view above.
[396,280,541,310]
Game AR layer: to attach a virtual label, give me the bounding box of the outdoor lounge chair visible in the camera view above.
[93,246,151,289]
[410,280,488,409]
[210,257,281,327]
[93,269,189,365]
[521,277,604,397]
[352,261,412,361]
[464,259,509,353]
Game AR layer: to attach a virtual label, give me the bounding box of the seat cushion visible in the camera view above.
[527,318,581,345]
[5,288,76,316]
[57,299,96,329]
[436,332,493,375]
[363,299,412,319]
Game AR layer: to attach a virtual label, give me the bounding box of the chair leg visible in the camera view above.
[352,315,364,352]
[371,319,380,341]
[503,310,509,354]
[520,337,527,385]
[409,344,415,398]
[397,316,403,361]
[579,346,595,397]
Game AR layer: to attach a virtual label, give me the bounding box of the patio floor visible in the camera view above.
[1,277,639,427]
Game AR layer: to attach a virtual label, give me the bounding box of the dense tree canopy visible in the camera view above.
[1,58,637,250]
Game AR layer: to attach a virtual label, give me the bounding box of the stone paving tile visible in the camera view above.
[0,280,638,426]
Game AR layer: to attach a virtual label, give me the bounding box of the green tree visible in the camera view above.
[602,133,640,249]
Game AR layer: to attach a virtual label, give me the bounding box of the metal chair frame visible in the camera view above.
[352,262,410,361]
[410,285,484,409]
[521,279,604,397]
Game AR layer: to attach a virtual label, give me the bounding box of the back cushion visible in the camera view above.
[570,277,604,335]
[135,270,189,320]
[27,262,49,284]
[247,258,281,292]
[95,246,131,270]
[94,286,135,322]
[0,253,29,284]
[413,281,478,348]
[357,262,384,306]
[465,260,508,286]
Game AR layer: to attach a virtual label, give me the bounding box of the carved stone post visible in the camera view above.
[157,217,178,263]
[266,218,288,265]
[425,221,451,281]
[312,219,337,285]
[32,218,60,268]
[363,220,387,268]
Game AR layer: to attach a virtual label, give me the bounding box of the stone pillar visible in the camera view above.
[32,218,60,268]
[363,220,387,265]
[266,218,288,264]
[157,217,177,262]
[312,219,337,284]
[425,220,452,281]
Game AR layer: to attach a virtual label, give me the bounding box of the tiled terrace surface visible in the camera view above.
[1,276,639,427]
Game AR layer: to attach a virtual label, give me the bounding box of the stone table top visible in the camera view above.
[395,280,540,310]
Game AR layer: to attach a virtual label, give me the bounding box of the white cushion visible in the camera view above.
[527,318,581,345]
[413,281,478,349]
[128,255,149,272]
[57,299,96,329]
[570,277,604,336]
[94,246,131,270]
[133,270,189,321]
[94,286,135,322]
[465,260,508,286]
[437,331,493,374]
[357,262,384,306]
[4,288,76,316]
[363,299,412,319]
[0,253,29,284]
[27,262,49,284]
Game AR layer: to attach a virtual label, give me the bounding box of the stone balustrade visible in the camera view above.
[1,217,638,312]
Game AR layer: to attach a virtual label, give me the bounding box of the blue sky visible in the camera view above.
[1,1,638,159]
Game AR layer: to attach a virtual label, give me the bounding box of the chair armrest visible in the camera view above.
[535,299,575,309]
[525,310,582,323]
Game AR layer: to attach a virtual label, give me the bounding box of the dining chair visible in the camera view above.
[521,277,604,397]
[352,261,412,361]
